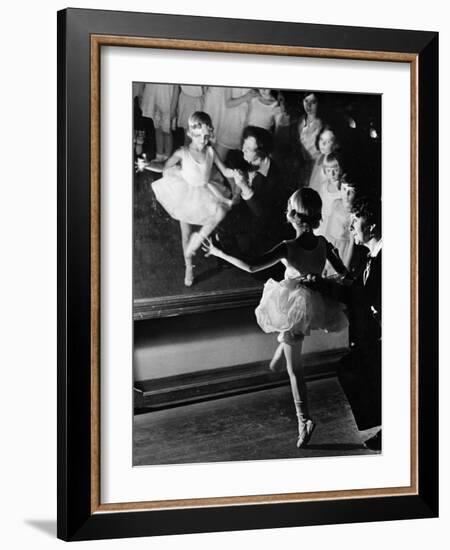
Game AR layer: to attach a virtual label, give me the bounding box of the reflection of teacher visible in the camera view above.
[236,126,281,220]
[216,126,286,257]
[340,195,382,450]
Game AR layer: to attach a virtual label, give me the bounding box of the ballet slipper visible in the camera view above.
[296,419,315,448]
[184,263,195,287]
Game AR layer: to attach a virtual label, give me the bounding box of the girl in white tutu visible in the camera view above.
[202,188,349,448]
[137,111,237,287]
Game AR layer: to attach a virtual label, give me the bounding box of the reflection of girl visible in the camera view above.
[318,153,355,273]
[324,179,357,272]
[137,112,237,287]
[176,85,204,130]
[203,86,226,140]
[216,87,257,159]
[141,83,177,163]
[203,188,348,448]
[297,92,323,186]
[309,125,338,195]
[317,152,343,227]
[246,89,285,131]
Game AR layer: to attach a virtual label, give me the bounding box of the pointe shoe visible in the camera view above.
[185,232,204,258]
[296,419,315,448]
[364,429,382,451]
[184,264,195,287]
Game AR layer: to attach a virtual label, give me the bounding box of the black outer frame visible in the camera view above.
[57,8,438,542]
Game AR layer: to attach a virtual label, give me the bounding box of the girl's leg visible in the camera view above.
[283,336,315,447]
[179,222,195,286]
[269,343,284,372]
[134,129,145,156]
[163,130,173,159]
[155,128,164,160]
[283,339,309,421]
[185,206,228,257]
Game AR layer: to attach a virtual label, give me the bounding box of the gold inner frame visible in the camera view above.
[90,35,419,514]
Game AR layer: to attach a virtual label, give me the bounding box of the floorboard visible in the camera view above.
[133,376,379,466]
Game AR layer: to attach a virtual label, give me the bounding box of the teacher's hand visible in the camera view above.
[201,237,220,258]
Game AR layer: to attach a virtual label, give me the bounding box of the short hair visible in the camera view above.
[351,195,382,235]
[187,111,214,133]
[242,126,273,158]
[286,188,322,229]
[323,150,344,168]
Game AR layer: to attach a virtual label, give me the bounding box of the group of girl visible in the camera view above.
[135,87,372,449]
[135,84,288,166]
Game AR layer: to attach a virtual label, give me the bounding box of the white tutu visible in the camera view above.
[151,146,230,225]
[255,277,348,336]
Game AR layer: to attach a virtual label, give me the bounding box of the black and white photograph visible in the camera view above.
[132,83,383,466]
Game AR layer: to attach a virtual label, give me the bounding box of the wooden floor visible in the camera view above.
[133,376,379,466]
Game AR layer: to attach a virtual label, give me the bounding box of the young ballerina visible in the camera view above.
[308,125,338,195]
[297,92,323,186]
[137,111,237,287]
[203,86,226,138]
[272,91,292,165]
[140,83,178,166]
[202,188,349,448]
[323,178,358,272]
[316,152,344,227]
[176,85,204,131]
[215,87,258,160]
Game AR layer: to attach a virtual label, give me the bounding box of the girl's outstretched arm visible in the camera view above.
[135,149,183,173]
[324,239,349,277]
[212,150,234,178]
[170,85,180,122]
[202,239,287,273]
[224,87,257,108]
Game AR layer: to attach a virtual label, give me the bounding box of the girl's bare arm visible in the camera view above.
[203,239,287,273]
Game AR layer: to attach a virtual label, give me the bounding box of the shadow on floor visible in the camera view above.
[25,519,56,538]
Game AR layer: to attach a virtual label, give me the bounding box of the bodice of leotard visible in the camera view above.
[320,186,342,222]
[282,236,327,279]
[326,200,352,240]
[247,98,280,130]
[179,147,214,187]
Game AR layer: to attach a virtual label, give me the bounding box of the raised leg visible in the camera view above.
[269,343,284,372]
[185,206,228,258]
[155,127,164,158]
[163,130,173,158]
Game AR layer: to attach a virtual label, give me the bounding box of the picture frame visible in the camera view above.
[57,7,438,542]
